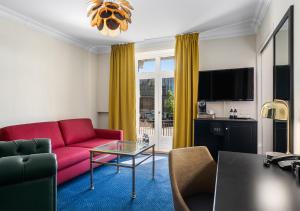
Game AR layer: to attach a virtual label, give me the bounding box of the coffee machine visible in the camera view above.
[197,100,215,119]
[198,100,206,113]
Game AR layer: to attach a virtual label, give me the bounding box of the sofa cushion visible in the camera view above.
[95,129,123,140]
[59,119,96,145]
[69,138,115,148]
[53,147,90,170]
[57,154,116,185]
[0,122,65,149]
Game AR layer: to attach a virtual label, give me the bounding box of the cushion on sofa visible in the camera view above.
[59,119,96,145]
[95,129,123,140]
[69,138,115,148]
[53,147,90,170]
[57,154,116,185]
[0,122,65,149]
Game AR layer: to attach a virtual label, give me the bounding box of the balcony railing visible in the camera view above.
[139,120,173,136]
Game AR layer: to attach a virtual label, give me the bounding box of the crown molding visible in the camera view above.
[200,19,256,40]
[0,2,262,55]
[93,46,111,54]
[252,0,272,32]
[0,4,99,54]
[94,20,256,54]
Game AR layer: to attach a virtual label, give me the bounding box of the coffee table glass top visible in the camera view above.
[90,140,154,156]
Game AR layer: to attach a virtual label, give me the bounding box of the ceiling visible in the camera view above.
[0,0,269,49]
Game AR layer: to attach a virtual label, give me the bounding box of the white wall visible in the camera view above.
[0,15,99,128]
[97,35,257,127]
[256,0,300,153]
[97,53,110,128]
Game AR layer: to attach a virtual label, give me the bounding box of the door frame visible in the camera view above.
[136,49,174,150]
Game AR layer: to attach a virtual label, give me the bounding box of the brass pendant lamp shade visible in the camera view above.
[87,0,133,37]
[261,99,290,154]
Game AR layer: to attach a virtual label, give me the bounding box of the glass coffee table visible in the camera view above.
[89,140,155,198]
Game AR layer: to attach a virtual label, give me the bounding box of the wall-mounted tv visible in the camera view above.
[198,67,254,101]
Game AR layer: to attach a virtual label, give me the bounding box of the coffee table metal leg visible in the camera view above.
[132,156,136,199]
[152,145,155,179]
[90,152,94,190]
[117,155,120,173]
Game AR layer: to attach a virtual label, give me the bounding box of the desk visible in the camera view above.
[214,151,300,211]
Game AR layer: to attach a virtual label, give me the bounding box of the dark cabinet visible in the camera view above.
[194,118,257,161]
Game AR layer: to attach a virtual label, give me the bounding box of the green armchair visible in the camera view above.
[0,139,57,211]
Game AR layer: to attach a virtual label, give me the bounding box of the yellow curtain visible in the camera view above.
[173,33,199,148]
[109,43,137,141]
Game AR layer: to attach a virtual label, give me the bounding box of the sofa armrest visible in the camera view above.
[94,129,123,140]
[0,153,57,186]
[0,139,51,158]
[0,129,4,141]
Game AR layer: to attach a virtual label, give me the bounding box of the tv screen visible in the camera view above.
[198,68,254,101]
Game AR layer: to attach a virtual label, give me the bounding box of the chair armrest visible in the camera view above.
[0,139,51,158]
[94,129,123,140]
[0,153,57,186]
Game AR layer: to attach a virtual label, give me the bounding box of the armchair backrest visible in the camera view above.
[169,146,217,211]
[0,138,57,211]
[0,139,51,158]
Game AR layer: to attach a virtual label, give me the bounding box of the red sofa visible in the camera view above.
[0,118,123,185]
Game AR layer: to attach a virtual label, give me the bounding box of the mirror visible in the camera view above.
[273,6,294,153]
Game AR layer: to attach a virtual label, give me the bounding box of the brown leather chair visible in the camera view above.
[169,147,217,211]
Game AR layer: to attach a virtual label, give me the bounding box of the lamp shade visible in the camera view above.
[87,0,133,37]
[261,99,289,121]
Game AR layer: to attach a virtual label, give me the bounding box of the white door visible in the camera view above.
[136,50,174,151]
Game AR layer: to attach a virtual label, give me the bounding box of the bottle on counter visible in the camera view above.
[229,108,234,119]
[234,108,238,119]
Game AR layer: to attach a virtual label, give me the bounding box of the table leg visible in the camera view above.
[117,154,120,173]
[152,145,155,179]
[132,156,136,199]
[90,151,94,190]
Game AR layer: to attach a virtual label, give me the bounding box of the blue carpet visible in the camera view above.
[58,155,174,211]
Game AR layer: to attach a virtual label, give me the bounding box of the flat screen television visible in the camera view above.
[198,68,254,101]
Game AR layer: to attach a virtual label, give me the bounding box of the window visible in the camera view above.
[161,56,175,71]
[136,50,174,151]
[138,59,155,73]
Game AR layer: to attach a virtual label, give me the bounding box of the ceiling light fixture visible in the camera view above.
[87,0,133,37]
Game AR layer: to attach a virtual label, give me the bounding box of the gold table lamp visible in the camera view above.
[261,99,290,154]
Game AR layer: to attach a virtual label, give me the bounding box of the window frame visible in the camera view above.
[135,49,175,149]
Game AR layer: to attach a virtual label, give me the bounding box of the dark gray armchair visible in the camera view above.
[0,139,57,211]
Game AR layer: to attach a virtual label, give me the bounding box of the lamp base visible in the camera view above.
[265,151,286,159]
[264,151,300,168]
